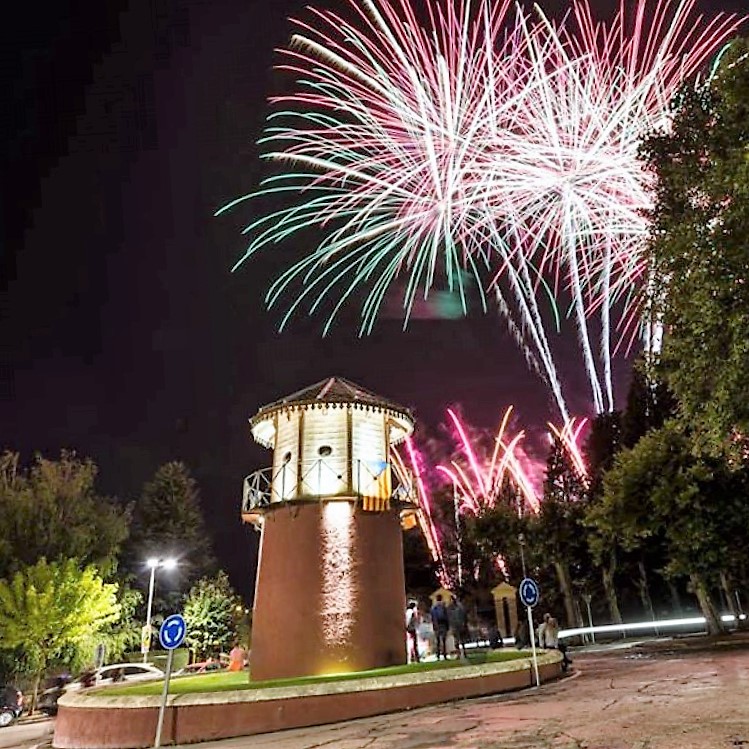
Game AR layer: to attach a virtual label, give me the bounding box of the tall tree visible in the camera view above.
[584,412,625,624]
[531,437,589,628]
[621,360,676,449]
[600,422,749,634]
[585,412,622,500]
[0,451,130,580]
[126,462,216,612]
[642,42,749,455]
[0,559,120,710]
[468,492,528,584]
[183,572,239,660]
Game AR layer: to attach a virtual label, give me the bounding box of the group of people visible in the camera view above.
[405,594,469,662]
[406,597,572,671]
[514,612,571,671]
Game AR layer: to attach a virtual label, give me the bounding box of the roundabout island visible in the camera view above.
[54,379,565,749]
[53,650,564,749]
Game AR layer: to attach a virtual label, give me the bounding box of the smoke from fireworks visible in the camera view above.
[219,0,744,418]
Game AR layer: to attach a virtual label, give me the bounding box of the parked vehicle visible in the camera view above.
[69,663,164,691]
[0,685,23,727]
[38,662,164,714]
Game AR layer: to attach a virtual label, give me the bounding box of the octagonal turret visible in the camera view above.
[242,377,416,525]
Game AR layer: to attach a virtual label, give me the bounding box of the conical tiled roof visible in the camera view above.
[254,377,411,418]
[250,377,414,448]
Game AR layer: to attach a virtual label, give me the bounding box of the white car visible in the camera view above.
[68,663,164,691]
[39,663,165,714]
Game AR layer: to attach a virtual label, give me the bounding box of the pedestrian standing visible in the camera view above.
[228,643,246,672]
[448,596,469,659]
[430,594,450,660]
[405,601,421,663]
[537,612,551,648]
[543,615,572,671]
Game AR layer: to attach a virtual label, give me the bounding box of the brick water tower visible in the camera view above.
[242,377,418,681]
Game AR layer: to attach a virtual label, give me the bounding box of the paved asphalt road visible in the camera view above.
[172,637,749,749]
[0,718,52,749]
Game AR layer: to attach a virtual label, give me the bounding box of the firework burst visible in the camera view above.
[489,0,744,412]
[437,406,540,514]
[220,0,745,417]
[220,0,523,331]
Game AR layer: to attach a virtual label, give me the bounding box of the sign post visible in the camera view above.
[141,625,151,656]
[519,577,541,688]
[154,614,186,748]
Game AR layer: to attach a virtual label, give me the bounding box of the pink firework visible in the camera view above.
[398,435,449,584]
[437,407,540,514]
[548,417,589,481]
[488,0,745,412]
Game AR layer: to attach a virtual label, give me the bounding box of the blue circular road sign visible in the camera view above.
[519,577,540,608]
[159,614,187,650]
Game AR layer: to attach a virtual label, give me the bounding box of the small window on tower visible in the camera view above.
[318,445,332,457]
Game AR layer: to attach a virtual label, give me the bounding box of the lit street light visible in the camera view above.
[143,557,177,663]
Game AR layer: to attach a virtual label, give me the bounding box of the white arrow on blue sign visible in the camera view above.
[519,577,540,608]
[159,614,187,650]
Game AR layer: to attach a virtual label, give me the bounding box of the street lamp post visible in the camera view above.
[143,557,177,663]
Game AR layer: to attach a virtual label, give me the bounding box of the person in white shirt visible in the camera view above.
[544,615,559,648]
[537,612,551,648]
[405,601,420,663]
[539,612,572,671]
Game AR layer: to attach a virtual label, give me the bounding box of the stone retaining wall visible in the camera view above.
[54,652,563,749]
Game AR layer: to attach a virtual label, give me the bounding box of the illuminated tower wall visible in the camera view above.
[244,378,415,681]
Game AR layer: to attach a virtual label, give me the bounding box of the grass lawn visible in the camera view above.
[105,650,528,696]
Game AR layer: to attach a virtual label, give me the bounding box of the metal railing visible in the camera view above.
[241,458,416,514]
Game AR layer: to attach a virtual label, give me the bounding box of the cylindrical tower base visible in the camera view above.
[250,500,407,682]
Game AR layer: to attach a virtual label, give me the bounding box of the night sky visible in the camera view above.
[1,0,745,599]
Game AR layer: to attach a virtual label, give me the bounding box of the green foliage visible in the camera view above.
[584,412,622,502]
[51,585,144,674]
[621,361,676,449]
[600,421,749,590]
[183,571,239,659]
[0,647,32,685]
[467,495,527,581]
[97,586,144,665]
[126,462,216,601]
[642,42,749,454]
[529,437,591,626]
[534,435,588,567]
[0,451,130,580]
[0,559,120,702]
